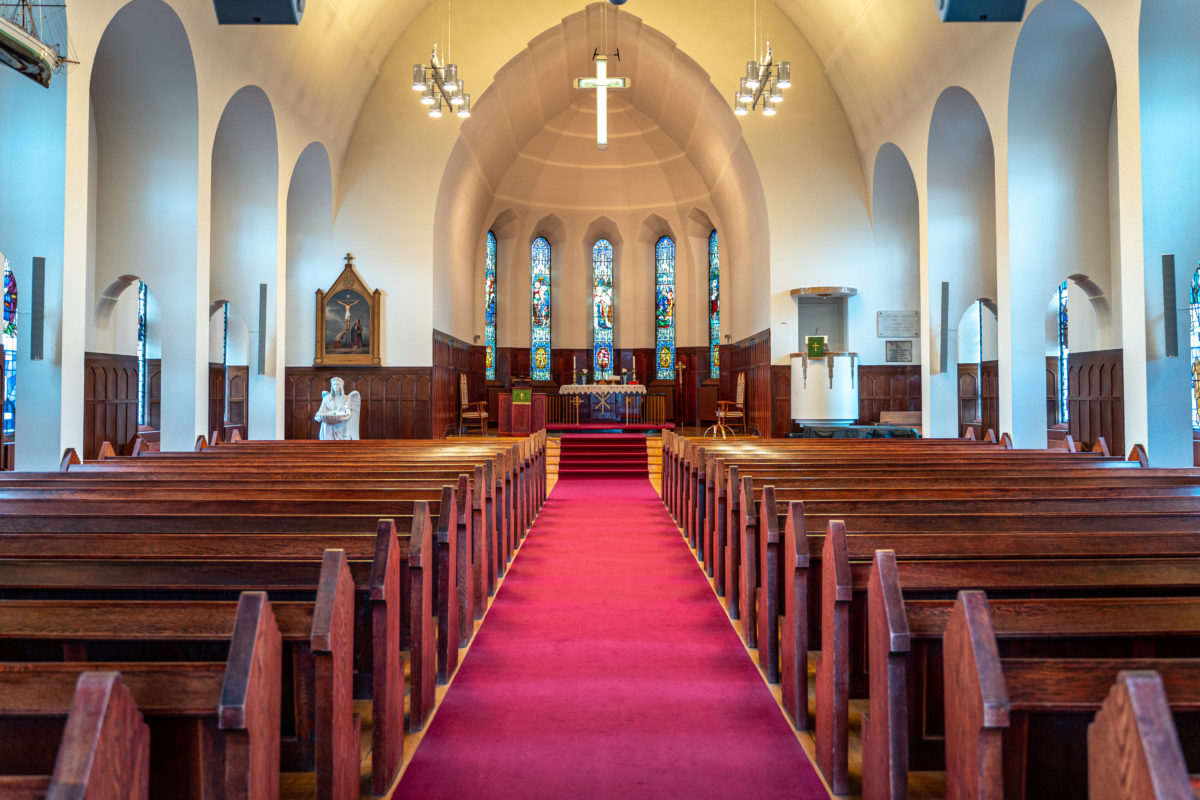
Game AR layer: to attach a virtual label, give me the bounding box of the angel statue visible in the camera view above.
[314,377,362,440]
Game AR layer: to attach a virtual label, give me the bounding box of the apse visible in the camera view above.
[1140,0,1200,465]
[1007,0,1116,448]
[89,0,198,451]
[433,4,768,349]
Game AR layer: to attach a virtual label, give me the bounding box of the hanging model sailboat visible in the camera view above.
[0,1,69,88]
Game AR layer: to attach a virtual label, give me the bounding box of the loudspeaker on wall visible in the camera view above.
[257,284,267,376]
[1163,254,1179,358]
[30,257,43,361]
[935,0,1026,22]
[938,281,950,374]
[212,0,303,25]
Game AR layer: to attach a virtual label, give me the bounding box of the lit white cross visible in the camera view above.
[573,55,630,151]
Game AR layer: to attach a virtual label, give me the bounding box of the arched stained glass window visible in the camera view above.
[1,262,16,435]
[655,236,676,380]
[1190,267,1200,428]
[708,230,720,380]
[1057,280,1069,425]
[137,281,148,426]
[530,237,551,381]
[592,239,614,380]
[484,231,497,380]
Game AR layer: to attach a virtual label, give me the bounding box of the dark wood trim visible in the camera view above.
[857,365,921,425]
[1067,348,1123,454]
[284,367,432,439]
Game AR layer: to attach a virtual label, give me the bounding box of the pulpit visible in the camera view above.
[499,383,546,435]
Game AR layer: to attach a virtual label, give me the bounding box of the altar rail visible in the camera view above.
[543,393,667,426]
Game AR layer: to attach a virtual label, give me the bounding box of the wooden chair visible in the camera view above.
[459,373,488,436]
[717,372,747,435]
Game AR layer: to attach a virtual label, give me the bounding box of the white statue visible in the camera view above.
[314,377,362,440]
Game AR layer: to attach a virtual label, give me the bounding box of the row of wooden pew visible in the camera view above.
[661,430,1200,800]
[0,432,546,799]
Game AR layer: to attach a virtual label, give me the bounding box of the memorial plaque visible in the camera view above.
[877,311,920,338]
[885,340,913,363]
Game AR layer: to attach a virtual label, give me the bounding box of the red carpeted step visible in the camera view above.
[397,478,829,798]
[557,433,649,478]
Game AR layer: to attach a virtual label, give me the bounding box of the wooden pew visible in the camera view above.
[0,671,149,799]
[1088,671,1195,800]
[944,591,1200,800]
[0,591,281,799]
[0,514,415,796]
[863,548,1200,800]
[0,549,357,800]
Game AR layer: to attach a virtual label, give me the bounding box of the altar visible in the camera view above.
[559,384,646,423]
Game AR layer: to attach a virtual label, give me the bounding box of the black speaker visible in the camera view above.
[1163,255,1179,358]
[938,281,950,374]
[30,257,43,361]
[257,284,267,376]
[213,0,303,25]
[936,0,1026,22]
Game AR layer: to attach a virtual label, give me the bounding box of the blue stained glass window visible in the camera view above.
[1190,267,1200,428]
[484,231,497,380]
[1057,281,1069,425]
[1,263,16,436]
[530,237,551,381]
[708,230,720,380]
[592,239,614,381]
[655,236,676,380]
[137,281,148,426]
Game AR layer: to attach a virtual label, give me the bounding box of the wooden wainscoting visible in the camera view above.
[284,367,432,439]
[432,331,485,438]
[1068,349,1124,454]
[857,365,921,424]
[723,330,772,437]
[84,353,161,459]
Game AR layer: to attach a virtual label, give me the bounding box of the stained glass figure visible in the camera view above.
[708,230,720,380]
[592,239,614,380]
[1191,267,1200,428]
[655,236,676,380]
[137,281,148,426]
[484,231,497,380]
[530,237,551,381]
[1057,280,1069,425]
[1,263,15,435]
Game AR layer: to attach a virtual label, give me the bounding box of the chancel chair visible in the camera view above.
[459,373,488,436]
[716,372,747,436]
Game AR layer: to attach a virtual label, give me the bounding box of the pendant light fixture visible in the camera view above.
[411,0,471,119]
[732,0,789,117]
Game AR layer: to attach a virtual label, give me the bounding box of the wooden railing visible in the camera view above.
[541,393,668,426]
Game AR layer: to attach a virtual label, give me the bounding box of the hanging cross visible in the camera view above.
[574,55,630,151]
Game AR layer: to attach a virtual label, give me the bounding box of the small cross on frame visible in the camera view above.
[573,53,630,151]
[344,253,355,267]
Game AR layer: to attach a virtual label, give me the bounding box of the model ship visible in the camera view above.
[0,1,68,88]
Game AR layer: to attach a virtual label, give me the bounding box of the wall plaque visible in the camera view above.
[877,311,920,338]
[885,340,913,363]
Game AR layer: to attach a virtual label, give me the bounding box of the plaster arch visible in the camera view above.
[1006,0,1118,448]
[88,0,198,450]
[1140,0,1200,464]
[433,4,769,349]
[927,86,997,437]
[211,84,279,439]
[285,142,334,367]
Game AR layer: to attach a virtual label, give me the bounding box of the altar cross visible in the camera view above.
[574,55,630,151]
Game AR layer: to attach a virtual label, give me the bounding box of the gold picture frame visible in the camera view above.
[314,254,381,366]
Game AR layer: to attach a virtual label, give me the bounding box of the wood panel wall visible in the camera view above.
[432,330,484,438]
[83,353,161,459]
[1067,348,1124,454]
[980,360,999,438]
[958,364,979,434]
[284,367,432,439]
[857,365,921,424]
[723,330,772,436]
[208,364,225,439]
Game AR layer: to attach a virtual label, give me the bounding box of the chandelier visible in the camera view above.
[732,0,789,117]
[411,0,470,119]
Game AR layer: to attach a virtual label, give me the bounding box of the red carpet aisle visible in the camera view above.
[397,477,828,799]
[557,433,648,478]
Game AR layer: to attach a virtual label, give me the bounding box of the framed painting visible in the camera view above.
[314,254,381,366]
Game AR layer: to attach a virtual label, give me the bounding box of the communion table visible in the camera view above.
[559,384,646,423]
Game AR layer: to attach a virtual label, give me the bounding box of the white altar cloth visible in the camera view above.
[559,384,647,395]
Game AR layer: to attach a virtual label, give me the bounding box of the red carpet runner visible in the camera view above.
[557,433,649,479]
[397,477,829,799]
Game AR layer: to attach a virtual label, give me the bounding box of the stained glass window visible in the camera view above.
[1,262,15,436]
[1190,267,1200,428]
[591,239,614,381]
[137,281,148,426]
[530,237,551,381]
[708,230,720,380]
[484,231,497,381]
[655,236,676,380]
[1057,280,1069,425]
